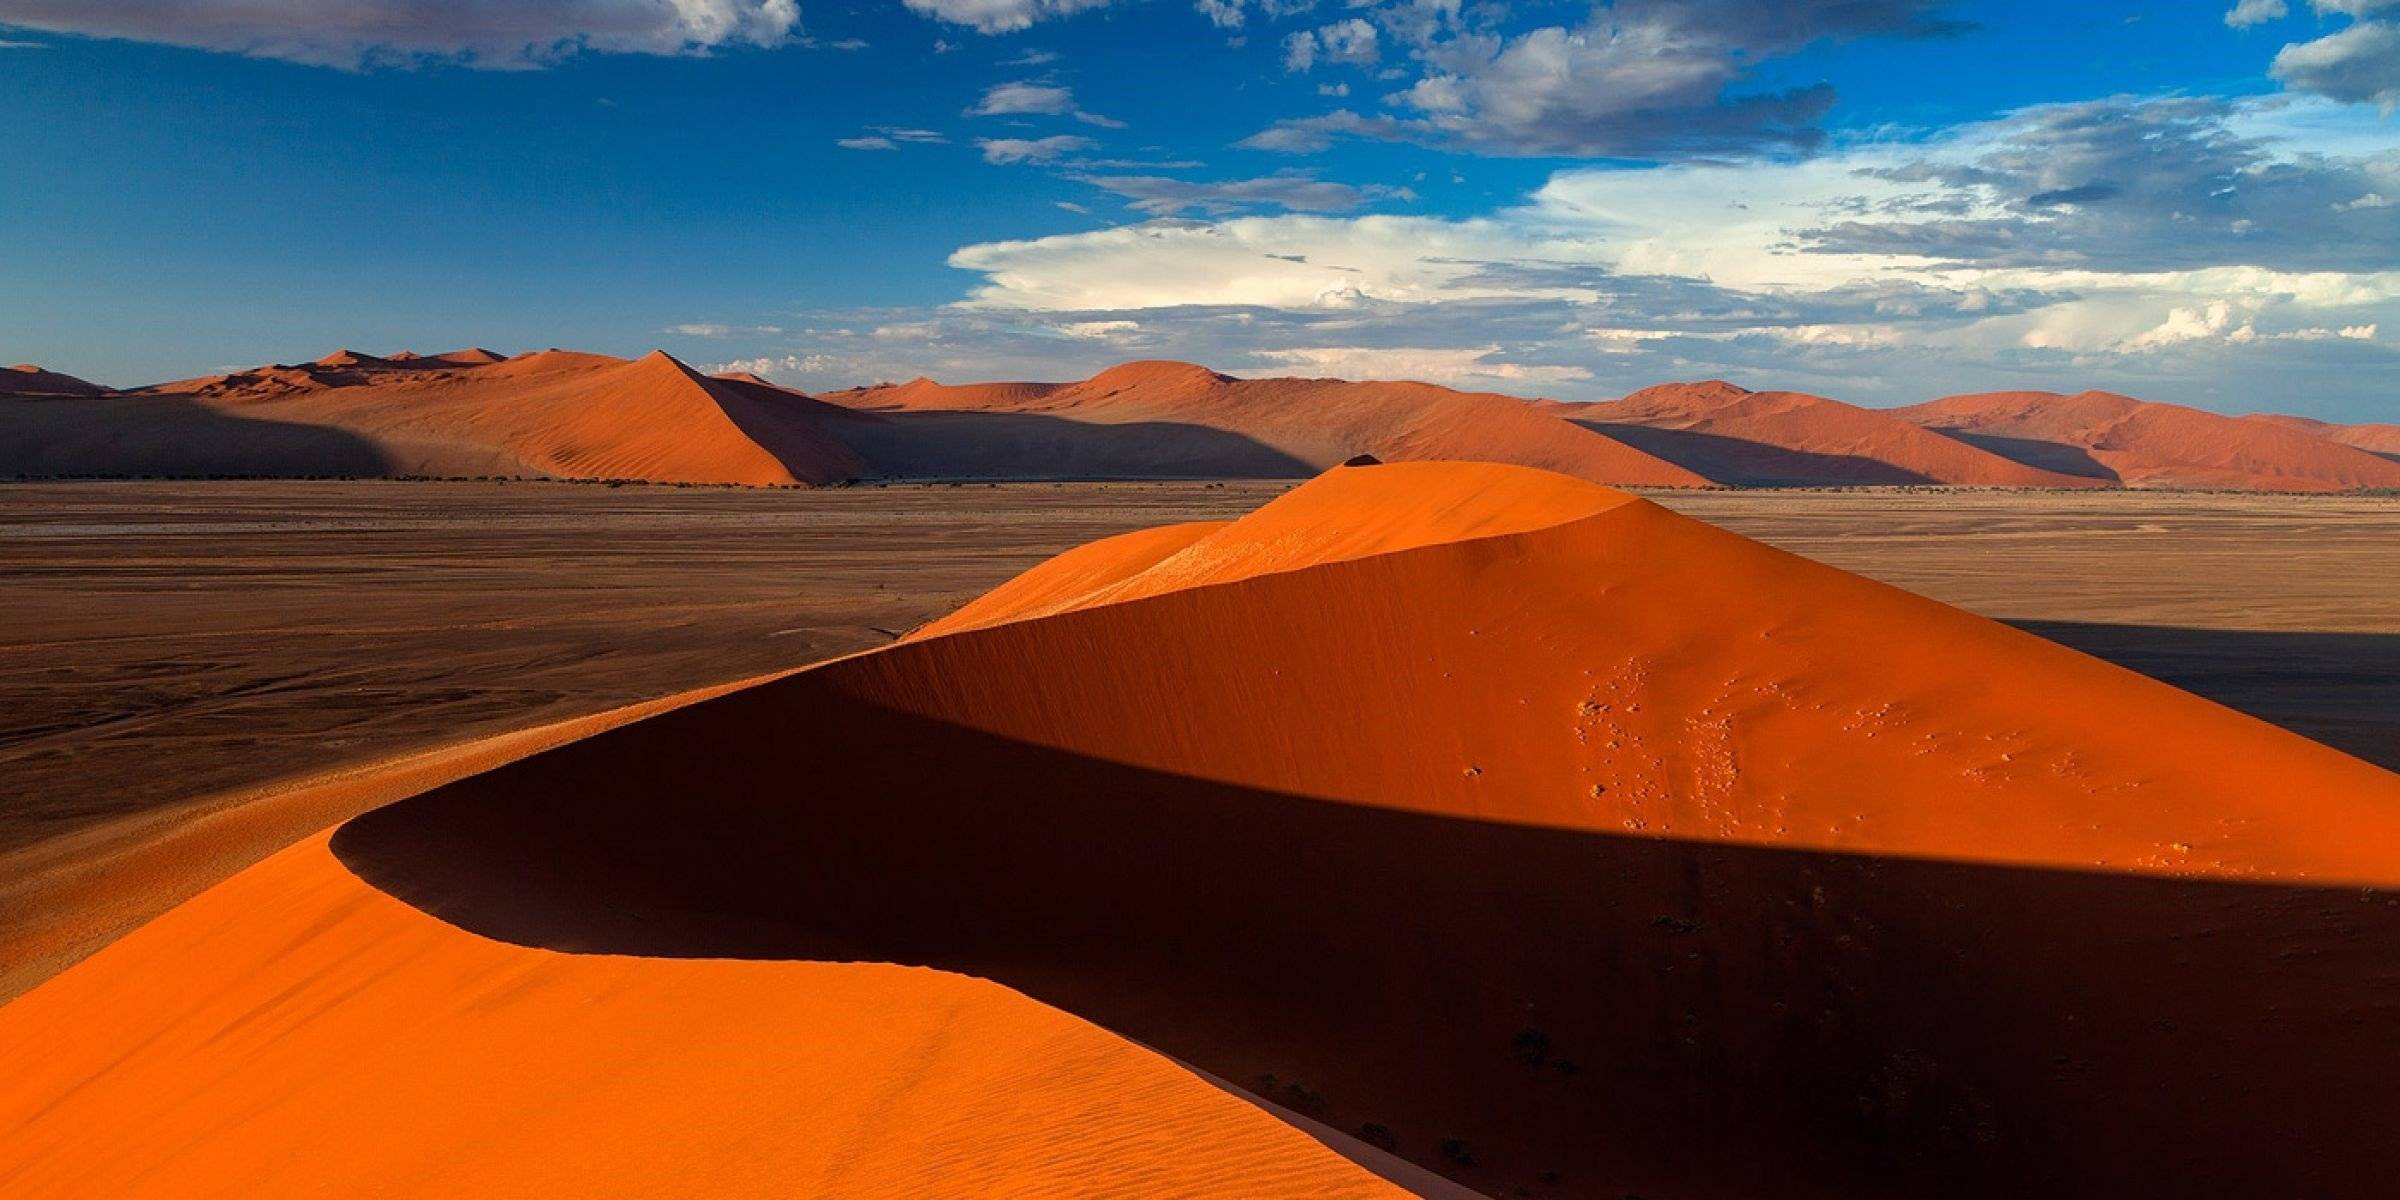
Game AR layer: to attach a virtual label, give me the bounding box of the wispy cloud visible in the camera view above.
[977,134,1098,163]
[969,81,1124,128]
[900,0,1112,35]
[0,0,800,68]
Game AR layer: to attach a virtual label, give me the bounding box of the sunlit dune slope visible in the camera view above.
[6,460,2399,1198]
[826,360,1710,486]
[1569,380,2101,487]
[0,831,1415,1199]
[0,349,866,484]
[2242,411,2400,461]
[1896,389,2400,491]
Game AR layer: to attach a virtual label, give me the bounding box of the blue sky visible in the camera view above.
[2,0,2395,417]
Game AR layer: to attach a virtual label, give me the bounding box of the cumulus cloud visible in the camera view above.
[918,90,2398,414]
[0,0,798,68]
[1076,172,1404,214]
[837,136,897,150]
[2272,19,2400,109]
[900,0,1110,35]
[1243,0,1957,159]
[977,134,1098,163]
[1795,95,2400,273]
[969,81,1122,127]
[1194,0,1315,29]
[2226,0,2289,26]
[1281,18,1375,72]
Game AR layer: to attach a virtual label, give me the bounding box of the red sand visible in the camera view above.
[2243,411,2400,460]
[3,349,866,484]
[6,460,2397,1197]
[1897,389,2400,492]
[1572,381,2100,487]
[829,359,1711,486]
[3,364,106,397]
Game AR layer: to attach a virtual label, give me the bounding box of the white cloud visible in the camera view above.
[900,0,1110,35]
[1075,172,1402,215]
[1245,0,1952,158]
[930,90,2397,414]
[836,136,897,150]
[2272,19,2400,110]
[1242,345,1590,387]
[667,322,786,337]
[1281,17,1374,72]
[0,0,799,68]
[712,353,837,376]
[2226,0,2289,27]
[969,80,1122,127]
[976,134,1098,163]
[1056,319,1141,340]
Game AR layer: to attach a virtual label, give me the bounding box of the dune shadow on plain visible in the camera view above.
[333,668,2400,1200]
[0,394,395,479]
[2009,620,2400,771]
[835,410,1318,480]
[1569,422,1941,487]
[1929,431,2118,481]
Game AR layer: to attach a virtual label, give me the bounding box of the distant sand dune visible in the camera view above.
[1897,389,2400,492]
[5,461,2397,1197]
[1566,380,2101,488]
[9,349,2397,490]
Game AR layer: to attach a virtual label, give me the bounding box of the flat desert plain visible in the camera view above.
[2,480,2395,1002]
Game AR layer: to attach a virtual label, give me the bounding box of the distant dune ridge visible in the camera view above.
[823,359,1711,487]
[5,460,2398,1198]
[1562,380,2102,488]
[4,347,2397,490]
[1893,389,2400,492]
[3,364,105,397]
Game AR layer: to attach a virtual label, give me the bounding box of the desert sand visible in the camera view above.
[12,349,2399,492]
[3,349,868,485]
[5,479,2395,1011]
[1566,381,2100,488]
[827,359,1709,486]
[1896,389,2400,492]
[2242,411,2400,459]
[3,364,105,397]
[4,462,2397,1198]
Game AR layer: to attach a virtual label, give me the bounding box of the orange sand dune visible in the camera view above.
[7,460,2397,1198]
[826,359,1710,486]
[0,832,1418,1199]
[1,349,867,484]
[1568,380,2100,487]
[1896,389,2400,492]
[3,364,106,397]
[2242,411,2400,461]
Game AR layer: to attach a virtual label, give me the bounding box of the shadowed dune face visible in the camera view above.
[317,463,2400,1197]
[10,462,2400,1198]
[832,361,1712,487]
[0,394,396,477]
[4,364,107,397]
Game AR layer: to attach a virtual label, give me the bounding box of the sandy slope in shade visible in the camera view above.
[1565,380,2100,487]
[2,364,105,397]
[11,462,2400,1197]
[826,359,1711,486]
[0,349,867,484]
[1895,389,2400,492]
